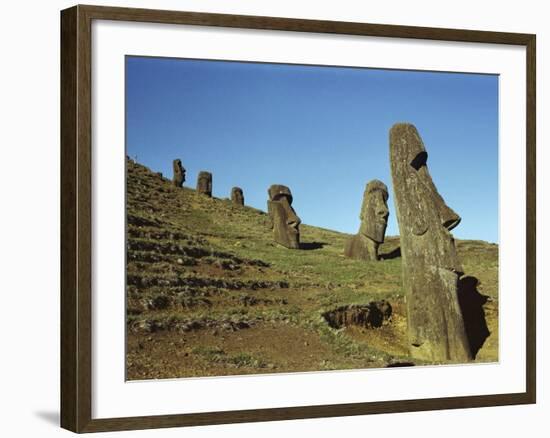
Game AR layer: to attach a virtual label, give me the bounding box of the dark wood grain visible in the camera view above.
[60,5,78,432]
[61,5,94,432]
[77,4,93,431]
[525,34,536,404]
[79,4,534,45]
[79,392,534,433]
[60,4,537,433]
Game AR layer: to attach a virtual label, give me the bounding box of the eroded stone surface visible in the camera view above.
[197,171,212,197]
[231,187,244,206]
[390,123,471,363]
[323,300,392,329]
[267,184,301,249]
[344,180,389,261]
[172,159,185,187]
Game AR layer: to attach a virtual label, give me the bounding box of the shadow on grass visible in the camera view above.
[300,241,328,250]
[457,276,491,359]
[380,246,401,260]
[386,362,415,368]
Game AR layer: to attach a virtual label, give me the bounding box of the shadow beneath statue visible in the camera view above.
[380,246,401,260]
[386,361,415,368]
[300,241,327,250]
[457,276,491,359]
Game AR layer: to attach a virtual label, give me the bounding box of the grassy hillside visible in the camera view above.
[126,159,499,380]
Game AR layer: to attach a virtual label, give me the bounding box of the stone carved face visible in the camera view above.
[231,187,244,206]
[197,171,212,197]
[172,159,186,187]
[267,185,301,249]
[359,180,389,244]
[390,124,462,274]
[390,123,470,362]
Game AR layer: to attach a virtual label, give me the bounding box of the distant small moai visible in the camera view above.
[231,187,244,206]
[344,180,389,261]
[267,185,301,249]
[172,159,185,187]
[196,171,212,197]
[390,122,471,363]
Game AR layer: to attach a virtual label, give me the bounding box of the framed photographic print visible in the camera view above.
[60,4,536,433]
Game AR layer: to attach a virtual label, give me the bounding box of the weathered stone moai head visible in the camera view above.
[360,180,390,242]
[172,159,185,187]
[344,180,389,261]
[231,187,244,206]
[390,123,471,363]
[267,185,301,249]
[344,179,390,260]
[196,171,212,197]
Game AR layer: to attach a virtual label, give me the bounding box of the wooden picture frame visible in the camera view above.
[61,4,536,433]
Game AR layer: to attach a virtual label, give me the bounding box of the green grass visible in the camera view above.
[126,158,499,378]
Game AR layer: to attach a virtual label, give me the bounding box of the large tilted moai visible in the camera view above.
[172,159,186,187]
[231,187,244,206]
[390,123,471,362]
[196,171,212,197]
[344,180,389,261]
[267,185,301,249]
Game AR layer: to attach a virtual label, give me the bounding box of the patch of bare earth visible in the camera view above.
[127,322,381,380]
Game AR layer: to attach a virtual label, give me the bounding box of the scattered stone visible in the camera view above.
[390,122,471,362]
[344,180,389,261]
[213,259,239,271]
[237,294,276,306]
[144,295,171,310]
[323,301,393,329]
[267,184,301,249]
[179,296,212,309]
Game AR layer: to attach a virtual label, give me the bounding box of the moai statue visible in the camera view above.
[390,123,471,363]
[231,187,244,206]
[344,180,389,261]
[172,159,185,187]
[267,185,301,249]
[196,171,212,197]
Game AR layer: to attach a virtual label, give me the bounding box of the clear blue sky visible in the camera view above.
[126,56,499,243]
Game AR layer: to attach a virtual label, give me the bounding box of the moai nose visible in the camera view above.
[440,205,461,231]
[287,209,301,228]
[378,206,389,219]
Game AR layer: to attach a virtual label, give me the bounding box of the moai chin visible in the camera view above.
[231,187,244,206]
[196,171,212,197]
[172,159,186,187]
[344,180,389,261]
[390,122,471,363]
[267,185,301,249]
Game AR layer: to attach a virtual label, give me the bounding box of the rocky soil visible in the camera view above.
[126,159,499,380]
